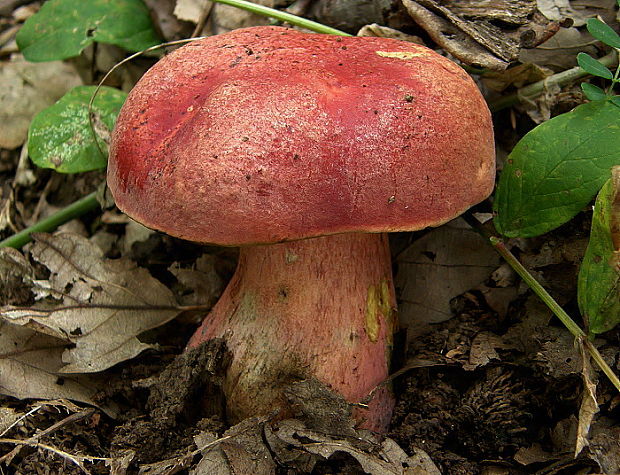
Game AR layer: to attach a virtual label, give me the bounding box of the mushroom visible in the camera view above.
[108,26,495,432]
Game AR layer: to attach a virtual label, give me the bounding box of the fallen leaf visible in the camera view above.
[0,320,104,410]
[588,418,620,473]
[538,0,616,26]
[194,416,275,475]
[168,253,223,307]
[551,416,578,453]
[122,219,155,254]
[0,407,23,435]
[537,0,579,23]
[463,331,504,371]
[0,56,81,149]
[208,0,274,35]
[396,219,500,339]
[519,27,598,71]
[575,340,598,457]
[534,332,582,378]
[1,233,182,373]
[174,0,210,23]
[265,419,441,474]
[513,443,559,466]
[146,0,194,41]
[284,378,356,436]
[0,247,34,306]
[106,450,135,475]
[482,63,552,92]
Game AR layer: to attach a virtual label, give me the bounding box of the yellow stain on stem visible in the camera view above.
[364,279,393,342]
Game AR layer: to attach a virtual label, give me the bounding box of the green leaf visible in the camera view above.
[581,82,607,101]
[16,0,160,62]
[494,100,620,237]
[578,174,620,335]
[612,96,620,108]
[587,18,620,49]
[28,86,127,173]
[577,53,614,80]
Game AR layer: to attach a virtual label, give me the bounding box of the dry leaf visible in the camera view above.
[537,0,615,26]
[519,27,597,71]
[193,418,276,475]
[0,320,104,410]
[106,450,135,475]
[588,418,620,473]
[396,219,500,339]
[535,332,581,378]
[513,443,558,466]
[483,63,552,92]
[265,419,440,474]
[1,233,181,373]
[463,332,503,370]
[174,0,210,23]
[0,247,34,306]
[575,340,599,457]
[284,378,355,436]
[537,0,576,21]
[208,0,274,35]
[0,56,81,149]
[122,219,155,254]
[169,254,224,307]
[0,407,23,435]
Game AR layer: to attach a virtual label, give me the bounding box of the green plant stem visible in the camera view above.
[0,192,100,249]
[463,212,620,392]
[489,51,618,112]
[210,0,350,36]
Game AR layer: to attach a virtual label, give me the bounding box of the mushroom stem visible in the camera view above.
[188,232,396,431]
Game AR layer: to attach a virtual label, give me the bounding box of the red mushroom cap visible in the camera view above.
[108,26,495,245]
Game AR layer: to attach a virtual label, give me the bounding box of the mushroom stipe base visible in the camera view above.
[187,232,397,432]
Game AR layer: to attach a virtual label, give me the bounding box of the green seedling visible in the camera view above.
[16,0,160,62]
[494,16,620,336]
[578,18,620,104]
[29,86,126,173]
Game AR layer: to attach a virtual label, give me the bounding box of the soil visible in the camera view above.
[2,215,619,474]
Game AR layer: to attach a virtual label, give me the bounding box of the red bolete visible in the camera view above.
[108,26,495,432]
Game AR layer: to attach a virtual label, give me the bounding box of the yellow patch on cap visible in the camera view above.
[376,51,425,60]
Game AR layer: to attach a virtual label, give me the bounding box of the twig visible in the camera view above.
[0,408,95,466]
[191,1,214,37]
[489,50,619,112]
[0,438,108,474]
[209,0,349,35]
[0,0,29,16]
[0,191,100,249]
[0,405,42,438]
[462,211,620,393]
